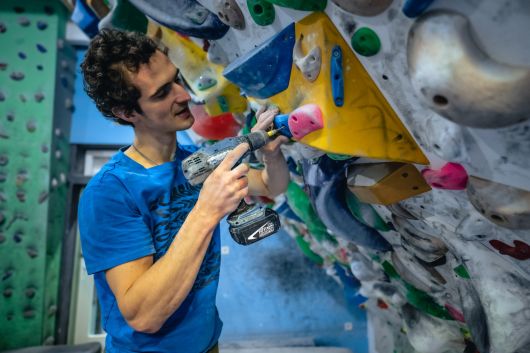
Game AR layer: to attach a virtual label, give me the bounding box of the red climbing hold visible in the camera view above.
[189,103,241,140]
[377,298,389,309]
[444,303,466,322]
[421,162,468,190]
[489,239,530,261]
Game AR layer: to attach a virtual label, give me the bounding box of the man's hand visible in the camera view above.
[196,143,250,221]
[252,105,290,157]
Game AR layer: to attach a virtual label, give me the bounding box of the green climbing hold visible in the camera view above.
[404,282,453,320]
[382,260,400,279]
[267,0,327,12]
[247,0,275,26]
[351,27,381,57]
[295,234,324,265]
[453,264,471,279]
[326,153,352,161]
[217,95,229,113]
[346,191,391,232]
[285,181,337,245]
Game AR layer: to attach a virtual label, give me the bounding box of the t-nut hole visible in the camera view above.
[433,94,448,106]
[490,214,504,222]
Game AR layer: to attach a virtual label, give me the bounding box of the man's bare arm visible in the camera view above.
[105,143,250,333]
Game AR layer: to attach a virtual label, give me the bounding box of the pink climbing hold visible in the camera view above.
[421,162,468,190]
[288,104,324,140]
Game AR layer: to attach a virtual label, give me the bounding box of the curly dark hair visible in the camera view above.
[81,29,159,126]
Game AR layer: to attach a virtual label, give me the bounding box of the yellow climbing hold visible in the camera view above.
[148,21,248,117]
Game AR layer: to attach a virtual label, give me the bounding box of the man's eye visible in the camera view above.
[174,73,184,85]
[156,86,171,99]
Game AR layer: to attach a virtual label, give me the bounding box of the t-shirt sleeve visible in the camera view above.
[78,174,155,274]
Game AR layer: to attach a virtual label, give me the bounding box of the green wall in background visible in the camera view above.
[0,0,73,349]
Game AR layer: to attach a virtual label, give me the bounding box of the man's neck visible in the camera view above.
[126,131,178,167]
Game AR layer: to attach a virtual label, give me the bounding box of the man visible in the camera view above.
[78,29,289,353]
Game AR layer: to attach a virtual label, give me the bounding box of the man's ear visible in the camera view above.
[112,107,138,124]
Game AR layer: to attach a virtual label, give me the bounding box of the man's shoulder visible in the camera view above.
[86,151,133,189]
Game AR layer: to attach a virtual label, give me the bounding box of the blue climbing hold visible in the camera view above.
[273,113,293,138]
[330,45,344,107]
[128,0,229,39]
[402,0,436,18]
[71,0,99,38]
[223,23,295,99]
[302,156,393,251]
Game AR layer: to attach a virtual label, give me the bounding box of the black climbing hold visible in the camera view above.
[10,72,25,81]
[37,21,48,30]
[36,43,47,53]
[0,62,7,70]
[36,64,43,71]
[0,23,7,33]
[6,112,14,121]
[44,5,55,15]
[18,52,27,59]
[38,191,49,204]
[34,92,44,102]
[2,268,14,281]
[26,246,38,258]
[0,154,8,166]
[23,307,36,319]
[25,287,36,298]
[13,231,23,243]
[0,91,5,101]
[16,190,26,202]
[26,121,36,132]
[18,17,30,27]
[3,287,13,297]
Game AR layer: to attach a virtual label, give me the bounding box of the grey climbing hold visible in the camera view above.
[197,75,217,90]
[408,11,530,128]
[467,176,530,230]
[215,0,246,30]
[331,0,393,16]
[293,34,322,82]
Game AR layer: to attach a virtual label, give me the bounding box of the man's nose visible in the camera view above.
[174,83,191,103]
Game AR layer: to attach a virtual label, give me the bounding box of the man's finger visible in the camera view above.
[219,143,250,170]
[255,105,266,118]
[231,162,249,178]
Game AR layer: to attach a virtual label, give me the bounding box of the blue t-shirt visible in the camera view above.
[78,144,222,353]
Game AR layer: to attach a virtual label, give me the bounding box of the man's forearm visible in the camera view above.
[115,206,218,333]
[261,150,290,197]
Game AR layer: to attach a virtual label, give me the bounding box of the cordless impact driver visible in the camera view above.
[182,130,283,245]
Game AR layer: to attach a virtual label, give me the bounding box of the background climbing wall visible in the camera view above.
[0,0,74,349]
[67,0,530,352]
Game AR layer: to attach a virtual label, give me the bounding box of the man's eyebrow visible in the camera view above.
[149,68,179,99]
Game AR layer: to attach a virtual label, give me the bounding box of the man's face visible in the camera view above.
[129,50,193,134]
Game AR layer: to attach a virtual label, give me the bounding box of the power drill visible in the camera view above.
[182,130,282,245]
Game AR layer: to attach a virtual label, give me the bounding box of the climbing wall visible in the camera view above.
[71,0,529,352]
[0,0,74,349]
